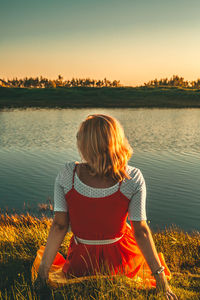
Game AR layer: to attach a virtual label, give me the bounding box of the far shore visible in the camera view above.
[0,87,200,109]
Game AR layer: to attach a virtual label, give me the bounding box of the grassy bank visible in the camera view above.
[0,213,199,299]
[0,87,200,109]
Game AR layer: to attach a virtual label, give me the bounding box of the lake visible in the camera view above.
[0,108,199,232]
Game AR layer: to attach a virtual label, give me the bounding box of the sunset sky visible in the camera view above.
[1,0,200,86]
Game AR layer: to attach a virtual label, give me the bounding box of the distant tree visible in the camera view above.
[55,75,64,87]
[58,74,63,81]
[104,77,108,87]
[91,79,95,87]
[84,78,91,87]
[112,80,120,87]
[143,75,196,89]
[96,80,102,88]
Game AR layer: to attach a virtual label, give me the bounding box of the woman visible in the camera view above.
[32,114,177,299]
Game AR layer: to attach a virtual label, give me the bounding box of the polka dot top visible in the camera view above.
[54,161,147,221]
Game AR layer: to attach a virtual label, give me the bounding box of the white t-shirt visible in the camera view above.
[54,161,147,221]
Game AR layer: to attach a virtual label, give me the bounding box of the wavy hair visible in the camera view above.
[76,114,133,181]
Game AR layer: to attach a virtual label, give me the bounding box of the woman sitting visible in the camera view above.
[32,114,177,299]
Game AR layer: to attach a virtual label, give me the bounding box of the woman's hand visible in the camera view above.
[33,263,49,291]
[130,221,178,299]
[32,212,69,294]
[155,272,178,300]
[38,265,49,281]
[33,273,52,299]
[33,275,47,289]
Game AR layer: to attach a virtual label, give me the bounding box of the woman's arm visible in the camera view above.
[131,220,163,273]
[37,211,69,280]
[131,220,178,299]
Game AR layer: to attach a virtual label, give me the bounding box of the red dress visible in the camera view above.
[31,163,171,288]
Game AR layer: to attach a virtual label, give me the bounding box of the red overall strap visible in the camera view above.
[72,162,78,188]
[118,179,122,191]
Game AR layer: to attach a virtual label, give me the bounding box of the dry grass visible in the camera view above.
[0,213,199,299]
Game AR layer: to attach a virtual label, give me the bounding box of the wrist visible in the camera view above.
[39,261,50,270]
[151,265,165,277]
[154,272,165,279]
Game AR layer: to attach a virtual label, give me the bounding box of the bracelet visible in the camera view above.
[151,266,165,276]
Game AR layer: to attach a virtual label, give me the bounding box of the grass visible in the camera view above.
[0,86,200,110]
[0,213,199,299]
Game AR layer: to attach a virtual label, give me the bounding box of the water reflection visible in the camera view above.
[0,108,200,232]
[0,108,200,153]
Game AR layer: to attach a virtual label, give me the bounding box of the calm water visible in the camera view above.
[0,108,200,232]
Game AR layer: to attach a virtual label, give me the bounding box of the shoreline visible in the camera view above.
[1,209,199,234]
[0,87,200,109]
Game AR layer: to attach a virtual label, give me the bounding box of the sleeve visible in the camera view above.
[128,171,147,221]
[53,172,68,212]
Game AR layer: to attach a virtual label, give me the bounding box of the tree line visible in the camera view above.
[144,75,200,89]
[0,76,121,88]
[1,74,200,89]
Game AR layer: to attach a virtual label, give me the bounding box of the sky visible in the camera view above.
[1,0,200,86]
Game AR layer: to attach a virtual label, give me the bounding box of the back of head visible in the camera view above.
[76,114,133,181]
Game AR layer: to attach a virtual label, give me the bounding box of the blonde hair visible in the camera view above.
[76,114,133,181]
